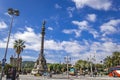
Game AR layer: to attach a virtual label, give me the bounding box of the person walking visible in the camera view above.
[12,67,16,80]
[6,68,12,80]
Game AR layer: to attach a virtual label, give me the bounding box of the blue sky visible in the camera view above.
[0,0,120,64]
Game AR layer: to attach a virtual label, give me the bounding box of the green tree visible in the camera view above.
[104,56,113,68]
[95,63,104,72]
[4,64,12,74]
[47,64,53,72]
[47,63,65,74]
[75,60,88,71]
[104,51,120,68]
[112,52,120,66]
[56,64,62,73]
[13,39,25,70]
[61,64,66,72]
[22,61,35,72]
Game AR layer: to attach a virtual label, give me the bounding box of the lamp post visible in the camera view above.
[0,8,19,80]
[88,54,94,77]
[64,56,71,79]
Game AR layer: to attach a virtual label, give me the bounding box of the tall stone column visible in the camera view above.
[38,21,47,72]
[32,21,47,75]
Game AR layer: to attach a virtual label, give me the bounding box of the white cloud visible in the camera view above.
[63,20,99,38]
[4,12,11,17]
[82,41,120,63]
[62,29,81,37]
[45,40,63,50]
[61,40,87,54]
[47,27,53,31]
[0,25,119,64]
[47,59,58,63]
[72,0,111,10]
[89,29,99,38]
[100,37,112,42]
[0,21,7,30]
[86,14,97,22]
[100,19,120,36]
[72,20,99,38]
[102,42,120,52]
[62,29,74,34]
[67,7,75,17]
[0,40,8,48]
[72,20,88,35]
[14,27,40,43]
[55,4,62,9]
[26,27,34,32]
[13,27,41,51]
[62,40,120,64]
[0,27,41,51]
[72,20,88,29]
[22,55,36,60]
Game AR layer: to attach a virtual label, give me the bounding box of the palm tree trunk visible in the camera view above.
[17,54,20,71]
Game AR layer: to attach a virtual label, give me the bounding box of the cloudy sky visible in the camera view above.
[0,0,120,64]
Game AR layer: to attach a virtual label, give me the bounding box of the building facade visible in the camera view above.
[10,55,22,71]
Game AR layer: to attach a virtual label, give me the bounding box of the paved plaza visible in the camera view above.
[1,74,120,80]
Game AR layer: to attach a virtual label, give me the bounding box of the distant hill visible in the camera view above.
[22,61,35,69]
[21,61,52,71]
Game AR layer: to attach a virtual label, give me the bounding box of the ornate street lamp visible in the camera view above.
[0,8,19,80]
[64,56,71,79]
[88,53,96,77]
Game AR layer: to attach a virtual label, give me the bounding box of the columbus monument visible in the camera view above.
[32,21,47,75]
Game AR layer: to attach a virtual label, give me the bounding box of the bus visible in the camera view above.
[69,67,77,76]
[69,67,76,76]
[108,66,120,77]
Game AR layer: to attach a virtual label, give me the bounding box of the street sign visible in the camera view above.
[1,58,6,66]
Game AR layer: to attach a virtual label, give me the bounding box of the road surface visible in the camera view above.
[1,74,120,80]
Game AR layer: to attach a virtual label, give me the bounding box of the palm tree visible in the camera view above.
[104,56,113,68]
[104,52,120,68]
[112,52,120,66]
[13,39,25,71]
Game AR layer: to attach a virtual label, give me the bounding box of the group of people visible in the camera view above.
[6,67,19,80]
